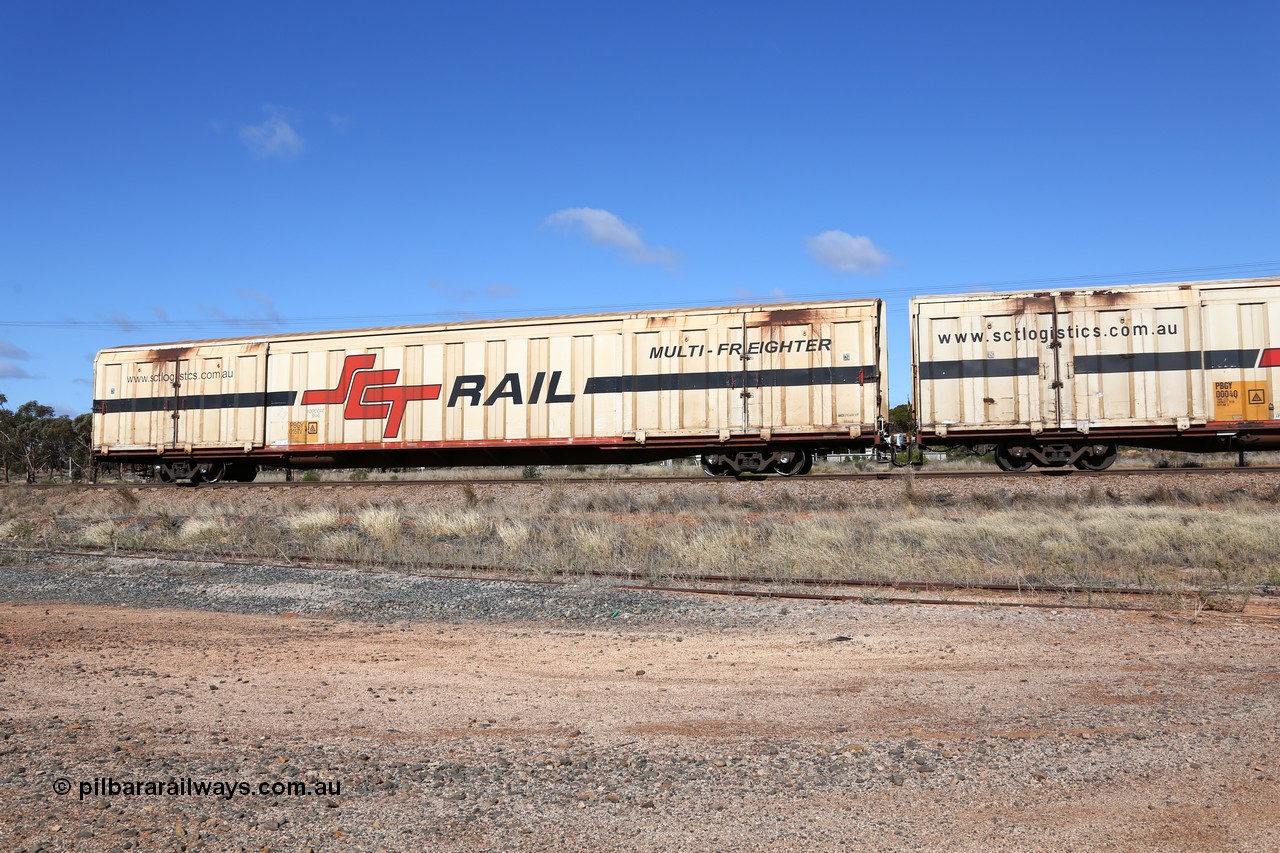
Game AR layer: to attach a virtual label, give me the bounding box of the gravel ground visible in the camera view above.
[1,553,1278,851]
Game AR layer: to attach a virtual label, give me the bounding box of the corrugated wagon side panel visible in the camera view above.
[593,334,623,436]
[571,336,593,438]
[628,331,663,433]
[526,338,550,440]
[830,320,864,426]
[679,327,711,431]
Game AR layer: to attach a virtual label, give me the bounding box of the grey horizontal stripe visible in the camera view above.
[917,357,1039,381]
[94,391,297,415]
[1072,351,1202,375]
[583,365,878,394]
[1074,349,1264,374]
[1203,349,1260,370]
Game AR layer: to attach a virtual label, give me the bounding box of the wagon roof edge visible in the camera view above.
[93,297,884,356]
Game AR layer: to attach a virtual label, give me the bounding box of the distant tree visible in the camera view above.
[73,412,94,480]
[0,393,10,483]
[13,401,54,482]
[887,403,916,435]
[0,396,93,482]
[40,413,92,480]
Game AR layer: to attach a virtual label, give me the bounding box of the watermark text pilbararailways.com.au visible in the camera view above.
[52,776,343,801]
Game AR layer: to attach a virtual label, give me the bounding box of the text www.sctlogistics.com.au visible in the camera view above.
[936,322,1181,346]
[53,776,343,801]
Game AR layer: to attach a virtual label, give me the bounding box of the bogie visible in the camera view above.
[699,449,815,477]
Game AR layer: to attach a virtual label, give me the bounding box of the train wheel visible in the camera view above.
[198,463,227,484]
[773,450,812,477]
[994,443,1034,472]
[1074,444,1117,471]
[699,454,733,477]
[155,465,176,483]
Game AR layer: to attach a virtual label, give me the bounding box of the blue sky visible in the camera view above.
[2,1,1277,415]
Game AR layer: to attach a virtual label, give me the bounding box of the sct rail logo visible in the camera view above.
[301,354,441,439]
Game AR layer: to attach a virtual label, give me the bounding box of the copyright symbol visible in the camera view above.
[52,777,72,796]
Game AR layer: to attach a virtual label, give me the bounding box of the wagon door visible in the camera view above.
[915,296,1055,433]
[173,345,269,450]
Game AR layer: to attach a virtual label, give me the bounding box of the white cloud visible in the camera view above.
[0,340,30,360]
[240,110,304,160]
[428,279,519,303]
[544,208,678,270]
[805,230,891,274]
[191,290,285,330]
[238,288,285,326]
[733,287,789,302]
[0,360,34,379]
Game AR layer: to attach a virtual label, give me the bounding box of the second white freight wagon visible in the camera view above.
[911,276,1280,470]
[93,299,889,481]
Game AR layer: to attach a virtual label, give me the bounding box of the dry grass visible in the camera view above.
[286,507,342,536]
[178,517,226,544]
[356,505,402,543]
[416,507,489,539]
[5,478,1279,610]
[79,521,119,548]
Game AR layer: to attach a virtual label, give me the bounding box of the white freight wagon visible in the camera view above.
[93,300,889,481]
[910,277,1280,469]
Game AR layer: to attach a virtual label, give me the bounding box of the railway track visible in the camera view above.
[12,463,1280,490]
[7,545,1276,622]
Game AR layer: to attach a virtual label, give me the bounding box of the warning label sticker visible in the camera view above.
[288,421,320,444]
[1215,382,1273,420]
